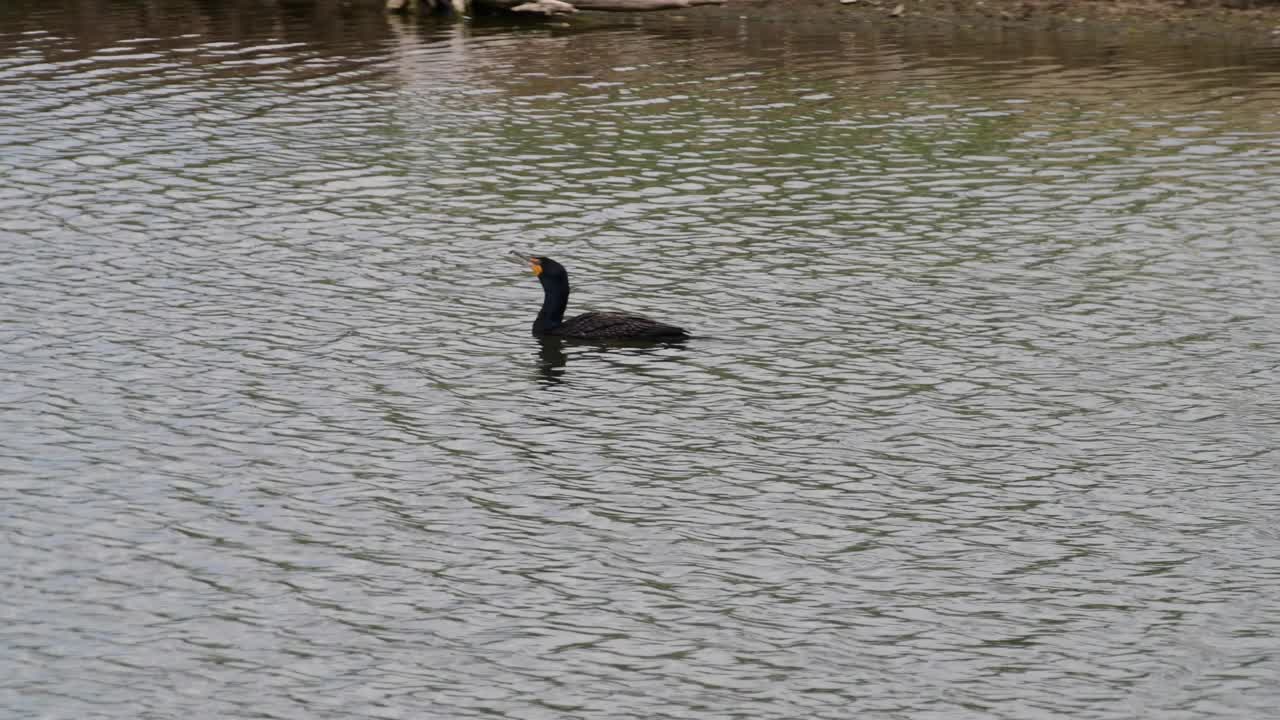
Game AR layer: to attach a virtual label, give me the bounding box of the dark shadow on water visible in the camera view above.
[536,337,569,386]
[535,336,690,388]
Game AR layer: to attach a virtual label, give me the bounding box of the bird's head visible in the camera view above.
[511,252,567,283]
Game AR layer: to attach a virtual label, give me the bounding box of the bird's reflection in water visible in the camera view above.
[534,336,689,387]
[536,337,569,386]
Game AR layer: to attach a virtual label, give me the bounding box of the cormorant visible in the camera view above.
[512,252,689,340]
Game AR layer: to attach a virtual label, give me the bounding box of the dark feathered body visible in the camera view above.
[548,311,688,340]
[517,253,689,341]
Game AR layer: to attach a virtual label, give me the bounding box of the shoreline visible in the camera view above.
[722,0,1280,48]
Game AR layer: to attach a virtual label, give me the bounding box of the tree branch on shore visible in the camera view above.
[511,0,579,14]
[389,0,725,15]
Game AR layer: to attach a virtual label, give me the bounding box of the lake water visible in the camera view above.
[3,2,1280,718]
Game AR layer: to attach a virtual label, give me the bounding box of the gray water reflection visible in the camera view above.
[3,3,1280,719]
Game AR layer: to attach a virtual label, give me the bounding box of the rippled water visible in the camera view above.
[4,2,1280,718]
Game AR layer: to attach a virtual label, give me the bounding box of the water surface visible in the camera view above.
[3,3,1280,718]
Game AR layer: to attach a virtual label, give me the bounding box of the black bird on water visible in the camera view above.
[512,252,689,340]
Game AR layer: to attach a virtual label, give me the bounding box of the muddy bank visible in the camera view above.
[423,0,1280,48]
[707,0,1280,48]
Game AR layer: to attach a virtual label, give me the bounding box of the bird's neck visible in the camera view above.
[535,281,569,334]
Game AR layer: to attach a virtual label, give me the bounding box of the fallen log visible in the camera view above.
[512,0,579,12]
[390,0,726,15]
[551,0,725,10]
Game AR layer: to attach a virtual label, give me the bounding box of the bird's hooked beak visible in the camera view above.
[509,250,542,276]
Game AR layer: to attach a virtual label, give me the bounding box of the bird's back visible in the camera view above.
[554,312,688,340]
